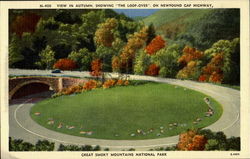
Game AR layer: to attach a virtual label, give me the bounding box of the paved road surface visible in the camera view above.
[8,69,240,150]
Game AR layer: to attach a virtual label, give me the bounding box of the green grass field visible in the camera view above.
[30,83,222,140]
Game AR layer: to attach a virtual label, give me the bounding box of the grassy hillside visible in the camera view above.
[143,9,211,27]
[143,9,212,39]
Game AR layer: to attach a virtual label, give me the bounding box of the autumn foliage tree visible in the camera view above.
[145,35,166,55]
[145,64,160,76]
[90,59,103,77]
[11,13,41,37]
[120,27,148,73]
[112,56,121,72]
[178,46,203,65]
[176,46,203,80]
[199,38,240,84]
[199,53,224,83]
[53,58,77,70]
[94,18,118,47]
[177,130,207,151]
[176,60,202,80]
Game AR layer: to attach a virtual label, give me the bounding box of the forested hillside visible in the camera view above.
[9,9,240,85]
[143,9,240,50]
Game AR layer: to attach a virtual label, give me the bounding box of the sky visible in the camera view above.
[113,9,159,18]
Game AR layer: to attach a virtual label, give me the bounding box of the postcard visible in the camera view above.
[0,0,249,159]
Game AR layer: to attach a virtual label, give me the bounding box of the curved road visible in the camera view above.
[9,69,240,150]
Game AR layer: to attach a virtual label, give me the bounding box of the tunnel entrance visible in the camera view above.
[11,83,52,99]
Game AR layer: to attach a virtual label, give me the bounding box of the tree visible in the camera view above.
[53,58,77,70]
[95,46,116,72]
[11,13,41,36]
[35,18,88,58]
[178,46,203,66]
[176,46,204,80]
[42,17,60,30]
[94,18,118,47]
[177,130,207,151]
[193,9,239,50]
[9,34,24,67]
[145,35,166,55]
[68,48,92,71]
[176,60,202,80]
[145,64,160,76]
[151,44,181,78]
[205,139,220,150]
[112,56,121,73]
[10,32,42,69]
[199,53,223,83]
[116,20,140,42]
[90,59,103,77]
[54,10,81,24]
[120,26,148,73]
[112,38,126,53]
[199,38,240,84]
[9,137,55,151]
[226,137,240,150]
[134,49,150,75]
[146,23,156,45]
[35,140,55,151]
[80,10,106,37]
[36,45,56,69]
[198,129,240,151]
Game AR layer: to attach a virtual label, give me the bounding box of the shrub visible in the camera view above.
[9,137,54,151]
[52,92,64,98]
[145,64,160,76]
[200,38,240,84]
[198,75,208,82]
[176,60,202,80]
[116,79,124,86]
[103,79,116,89]
[151,44,181,78]
[103,148,110,151]
[68,48,92,71]
[226,137,240,150]
[178,46,203,65]
[177,130,207,151]
[159,67,168,77]
[205,139,220,150]
[64,85,83,95]
[90,59,103,77]
[200,53,224,83]
[83,80,98,91]
[124,80,129,86]
[164,145,177,151]
[58,144,101,151]
[93,145,101,151]
[58,144,81,151]
[81,145,94,151]
[53,58,77,70]
[9,138,33,151]
[35,140,55,151]
[198,129,240,151]
[145,35,166,55]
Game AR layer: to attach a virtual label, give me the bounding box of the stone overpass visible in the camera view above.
[9,76,87,99]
